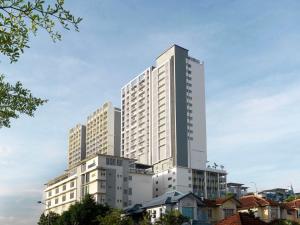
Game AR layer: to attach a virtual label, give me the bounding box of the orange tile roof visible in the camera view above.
[284,199,300,209]
[216,213,268,225]
[239,195,278,210]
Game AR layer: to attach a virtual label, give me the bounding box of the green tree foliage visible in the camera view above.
[37,195,110,225]
[139,212,152,225]
[38,212,60,225]
[154,210,189,225]
[56,194,110,225]
[0,0,82,63]
[98,209,134,225]
[0,74,47,127]
[0,0,81,128]
[225,192,235,198]
[285,195,300,202]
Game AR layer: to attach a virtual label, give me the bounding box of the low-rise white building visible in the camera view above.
[153,166,226,199]
[44,154,153,215]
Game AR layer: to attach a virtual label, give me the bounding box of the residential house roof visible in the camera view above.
[284,199,300,209]
[239,195,279,210]
[141,191,205,209]
[216,213,268,225]
[203,196,241,208]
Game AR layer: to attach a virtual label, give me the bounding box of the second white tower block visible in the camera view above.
[121,45,207,171]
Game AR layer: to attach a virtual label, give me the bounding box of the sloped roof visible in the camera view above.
[284,199,300,209]
[203,196,241,207]
[123,204,145,215]
[141,191,204,208]
[216,213,268,225]
[239,195,279,210]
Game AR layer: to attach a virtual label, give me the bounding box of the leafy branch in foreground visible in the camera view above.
[0,74,47,128]
[0,0,82,63]
[0,0,82,128]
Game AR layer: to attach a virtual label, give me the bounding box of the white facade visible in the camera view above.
[86,102,121,158]
[153,167,192,197]
[153,166,227,199]
[44,154,153,215]
[128,170,154,207]
[44,173,78,215]
[68,124,86,168]
[121,45,207,171]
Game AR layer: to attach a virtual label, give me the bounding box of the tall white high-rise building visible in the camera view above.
[86,102,121,158]
[68,124,86,168]
[121,45,207,171]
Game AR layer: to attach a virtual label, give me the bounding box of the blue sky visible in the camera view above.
[1,0,300,224]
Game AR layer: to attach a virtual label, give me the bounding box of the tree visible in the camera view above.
[0,0,82,128]
[56,194,110,225]
[98,209,134,225]
[285,195,300,202]
[0,74,47,127]
[38,211,60,225]
[139,212,152,225]
[154,210,189,225]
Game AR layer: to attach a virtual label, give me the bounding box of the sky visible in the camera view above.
[1,0,300,224]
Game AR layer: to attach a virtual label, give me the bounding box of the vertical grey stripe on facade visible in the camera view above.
[106,168,116,207]
[174,46,188,167]
[114,110,121,157]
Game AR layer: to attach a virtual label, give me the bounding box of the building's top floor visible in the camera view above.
[227,183,245,187]
[69,124,85,134]
[87,101,120,121]
[45,153,153,188]
[121,44,203,92]
[121,67,152,92]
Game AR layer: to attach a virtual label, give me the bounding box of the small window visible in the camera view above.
[70,181,75,188]
[55,198,59,204]
[47,201,51,207]
[70,192,74,199]
[48,191,52,197]
[62,195,66,202]
[55,188,59,194]
[128,188,132,195]
[168,184,172,188]
[63,184,66,191]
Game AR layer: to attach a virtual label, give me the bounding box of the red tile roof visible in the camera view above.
[239,195,278,210]
[216,213,268,225]
[284,199,300,209]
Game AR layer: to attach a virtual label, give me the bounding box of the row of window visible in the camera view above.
[48,181,75,197]
[47,192,75,207]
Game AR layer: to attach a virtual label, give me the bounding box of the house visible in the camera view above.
[284,199,300,223]
[203,196,241,224]
[238,195,281,222]
[141,191,207,223]
[216,212,268,225]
